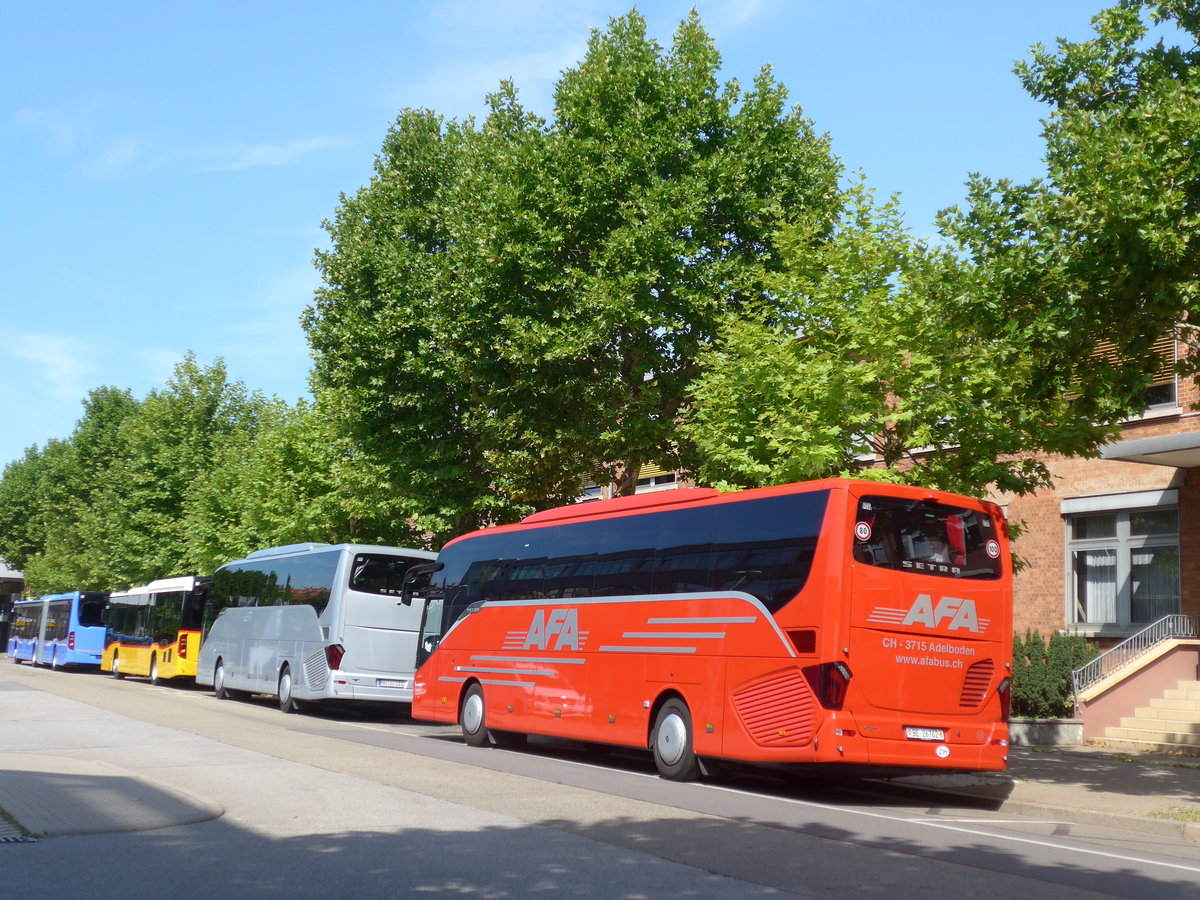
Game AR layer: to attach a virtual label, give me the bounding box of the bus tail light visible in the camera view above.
[997,676,1012,719]
[325,644,346,671]
[178,632,189,659]
[805,662,853,710]
[68,631,76,650]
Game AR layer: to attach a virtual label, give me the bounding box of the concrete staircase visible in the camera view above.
[1102,680,1200,754]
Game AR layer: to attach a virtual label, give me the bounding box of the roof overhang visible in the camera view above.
[1101,431,1200,468]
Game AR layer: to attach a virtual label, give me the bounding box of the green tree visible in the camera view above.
[940,0,1200,426]
[685,1,1200,497]
[0,387,141,593]
[681,185,1098,496]
[185,400,427,574]
[305,9,841,542]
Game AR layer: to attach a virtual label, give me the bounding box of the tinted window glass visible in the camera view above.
[12,607,39,639]
[350,553,430,597]
[78,594,107,627]
[710,493,826,611]
[594,514,660,597]
[47,601,70,640]
[434,489,831,627]
[152,591,184,643]
[208,550,342,625]
[853,495,1002,579]
[653,506,718,595]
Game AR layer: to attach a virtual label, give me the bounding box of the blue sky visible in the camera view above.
[2,0,1106,469]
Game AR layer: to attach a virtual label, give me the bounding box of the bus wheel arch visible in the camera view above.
[111,652,125,679]
[650,693,703,782]
[149,654,158,685]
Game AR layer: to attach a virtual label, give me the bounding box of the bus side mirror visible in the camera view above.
[400,561,443,607]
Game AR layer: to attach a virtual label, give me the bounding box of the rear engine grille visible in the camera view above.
[303,649,329,691]
[732,668,818,747]
[959,659,995,708]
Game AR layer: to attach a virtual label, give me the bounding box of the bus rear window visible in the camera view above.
[853,496,1002,580]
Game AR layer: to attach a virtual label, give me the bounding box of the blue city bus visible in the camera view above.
[6,592,108,668]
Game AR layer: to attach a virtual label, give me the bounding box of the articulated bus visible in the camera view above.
[102,576,210,683]
[7,592,108,668]
[196,543,437,712]
[410,478,1014,780]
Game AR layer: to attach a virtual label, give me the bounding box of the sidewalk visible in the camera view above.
[883,743,1200,842]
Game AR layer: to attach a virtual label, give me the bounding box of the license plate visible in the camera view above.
[377,679,408,689]
[905,727,946,741]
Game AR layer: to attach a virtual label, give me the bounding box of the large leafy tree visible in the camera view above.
[686,1,1200,497]
[305,9,842,541]
[1,355,268,593]
[940,0,1200,424]
[185,399,427,574]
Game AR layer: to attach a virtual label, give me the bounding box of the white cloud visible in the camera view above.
[199,137,354,172]
[7,332,101,402]
[9,108,82,152]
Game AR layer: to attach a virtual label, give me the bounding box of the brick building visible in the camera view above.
[994,341,1200,645]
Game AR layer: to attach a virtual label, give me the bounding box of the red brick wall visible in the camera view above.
[994,368,1200,637]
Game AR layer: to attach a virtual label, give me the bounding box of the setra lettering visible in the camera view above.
[522,608,580,650]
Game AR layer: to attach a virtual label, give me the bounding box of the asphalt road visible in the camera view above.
[3,663,1200,898]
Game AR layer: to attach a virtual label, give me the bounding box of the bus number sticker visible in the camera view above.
[855,521,872,542]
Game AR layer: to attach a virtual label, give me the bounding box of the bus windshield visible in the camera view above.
[852,495,1002,579]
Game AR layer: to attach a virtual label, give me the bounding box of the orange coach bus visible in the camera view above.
[410,478,1013,780]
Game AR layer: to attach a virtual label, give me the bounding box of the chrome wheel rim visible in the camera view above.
[463,691,484,736]
[656,713,687,767]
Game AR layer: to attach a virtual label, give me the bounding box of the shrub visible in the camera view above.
[1011,630,1097,719]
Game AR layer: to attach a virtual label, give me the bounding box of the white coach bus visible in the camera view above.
[196,543,436,712]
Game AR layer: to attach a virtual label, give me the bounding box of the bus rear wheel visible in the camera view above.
[460,684,490,747]
[214,659,230,699]
[652,698,703,781]
[278,665,304,714]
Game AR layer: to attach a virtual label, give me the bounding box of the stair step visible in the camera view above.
[1136,705,1200,723]
[1094,737,1200,757]
[1150,697,1200,713]
[1106,725,1200,745]
[1163,687,1200,701]
[1121,715,1200,733]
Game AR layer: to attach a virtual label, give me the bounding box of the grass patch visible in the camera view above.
[1149,806,1200,823]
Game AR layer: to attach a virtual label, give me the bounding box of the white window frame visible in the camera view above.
[1062,490,1180,635]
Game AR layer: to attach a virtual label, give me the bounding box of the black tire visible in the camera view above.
[460,683,489,747]
[651,698,703,781]
[149,655,159,685]
[214,659,230,700]
[278,665,303,714]
[111,653,125,679]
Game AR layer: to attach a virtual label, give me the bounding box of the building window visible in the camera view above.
[1068,507,1179,628]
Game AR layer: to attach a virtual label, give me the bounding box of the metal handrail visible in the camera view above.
[1071,614,1200,698]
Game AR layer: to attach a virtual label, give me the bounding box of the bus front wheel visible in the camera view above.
[111,653,125,679]
[278,665,304,714]
[652,698,703,781]
[460,684,490,747]
[149,655,159,685]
